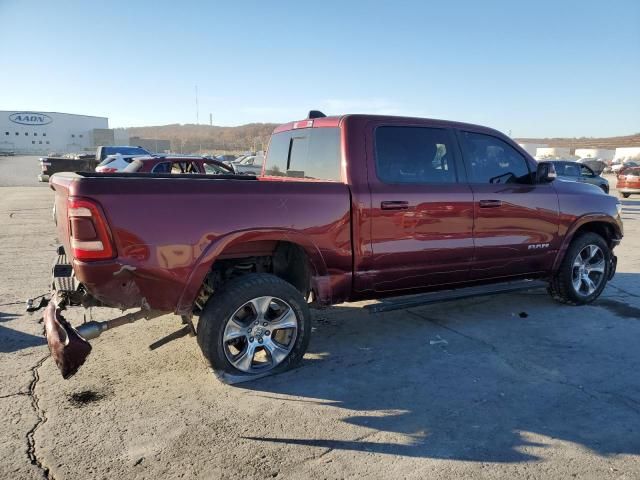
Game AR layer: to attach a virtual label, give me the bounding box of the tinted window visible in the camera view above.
[375,126,456,184]
[264,128,341,181]
[460,131,532,184]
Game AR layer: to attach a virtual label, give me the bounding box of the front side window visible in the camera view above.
[460,131,532,184]
[264,127,341,181]
[375,126,457,184]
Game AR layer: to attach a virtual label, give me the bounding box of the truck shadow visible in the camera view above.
[0,312,46,353]
[240,276,640,462]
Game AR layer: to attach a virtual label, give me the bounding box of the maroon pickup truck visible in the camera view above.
[44,112,623,383]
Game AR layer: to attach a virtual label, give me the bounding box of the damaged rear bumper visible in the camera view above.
[43,297,92,379]
[43,247,167,379]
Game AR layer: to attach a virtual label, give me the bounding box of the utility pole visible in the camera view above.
[209,113,212,126]
[195,85,199,124]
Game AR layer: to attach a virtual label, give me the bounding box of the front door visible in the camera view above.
[367,125,475,293]
[458,130,560,279]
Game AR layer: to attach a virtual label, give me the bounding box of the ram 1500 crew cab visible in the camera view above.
[44,112,623,383]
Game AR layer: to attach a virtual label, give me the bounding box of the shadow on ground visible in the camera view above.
[0,312,46,353]
[240,276,640,463]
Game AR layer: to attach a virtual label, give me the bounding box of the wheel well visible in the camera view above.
[193,241,313,314]
[572,222,615,248]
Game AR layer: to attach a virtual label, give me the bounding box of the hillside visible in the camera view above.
[121,123,279,153]
[120,123,640,154]
[514,133,640,150]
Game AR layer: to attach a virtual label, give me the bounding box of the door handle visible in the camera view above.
[381,201,409,210]
[479,199,502,208]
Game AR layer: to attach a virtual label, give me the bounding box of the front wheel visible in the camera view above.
[621,192,631,199]
[548,232,611,305]
[197,273,311,383]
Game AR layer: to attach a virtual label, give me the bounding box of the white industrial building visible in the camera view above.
[535,147,573,159]
[0,111,109,154]
[517,143,548,157]
[613,147,640,162]
[574,148,615,161]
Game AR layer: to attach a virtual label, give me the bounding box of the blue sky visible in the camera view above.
[1,0,638,137]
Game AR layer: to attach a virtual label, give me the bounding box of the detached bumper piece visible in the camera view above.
[43,300,91,379]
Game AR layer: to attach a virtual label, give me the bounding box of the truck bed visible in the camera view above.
[50,172,353,313]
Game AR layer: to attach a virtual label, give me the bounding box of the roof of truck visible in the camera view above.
[272,114,506,138]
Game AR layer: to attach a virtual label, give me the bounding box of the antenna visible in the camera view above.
[195,85,199,124]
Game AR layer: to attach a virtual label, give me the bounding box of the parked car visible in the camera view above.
[39,145,151,181]
[232,154,264,175]
[616,166,640,198]
[576,158,606,175]
[44,112,623,383]
[122,156,234,175]
[611,160,640,174]
[550,160,609,193]
[95,153,143,173]
[217,154,238,164]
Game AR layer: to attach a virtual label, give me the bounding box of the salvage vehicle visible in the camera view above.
[550,160,609,193]
[122,155,234,174]
[616,166,640,198]
[231,153,264,175]
[39,146,151,181]
[42,112,623,383]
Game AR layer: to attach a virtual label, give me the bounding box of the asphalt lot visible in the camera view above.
[1,155,639,479]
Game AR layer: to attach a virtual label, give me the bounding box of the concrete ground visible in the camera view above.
[1,156,639,479]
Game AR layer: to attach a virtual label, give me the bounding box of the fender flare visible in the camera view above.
[552,213,622,272]
[175,228,328,314]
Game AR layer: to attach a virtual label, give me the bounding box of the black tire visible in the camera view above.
[621,192,631,199]
[548,232,610,305]
[197,273,311,383]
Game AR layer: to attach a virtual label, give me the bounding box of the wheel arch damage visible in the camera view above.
[176,229,333,314]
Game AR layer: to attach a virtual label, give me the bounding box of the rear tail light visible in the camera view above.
[97,167,118,173]
[68,197,115,260]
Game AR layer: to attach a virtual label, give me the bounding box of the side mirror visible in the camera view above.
[536,161,557,183]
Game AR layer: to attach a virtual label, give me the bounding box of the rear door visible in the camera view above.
[457,130,560,279]
[366,124,475,293]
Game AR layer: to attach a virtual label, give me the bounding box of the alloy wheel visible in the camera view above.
[222,296,298,373]
[571,244,606,297]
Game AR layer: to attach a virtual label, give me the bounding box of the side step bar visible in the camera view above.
[365,280,547,314]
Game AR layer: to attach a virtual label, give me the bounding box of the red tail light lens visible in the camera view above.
[68,197,115,260]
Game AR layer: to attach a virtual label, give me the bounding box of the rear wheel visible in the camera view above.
[197,273,311,383]
[548,232,610,305]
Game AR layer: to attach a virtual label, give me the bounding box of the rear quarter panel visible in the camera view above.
[63,176,352,312]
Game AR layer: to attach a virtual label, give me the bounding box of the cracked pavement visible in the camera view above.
[1,157,639,479]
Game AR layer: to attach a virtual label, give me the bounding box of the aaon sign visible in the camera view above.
[9,112,53,126]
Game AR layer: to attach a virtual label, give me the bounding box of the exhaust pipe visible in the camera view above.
[76,309,164,340]
[43,298,164,379]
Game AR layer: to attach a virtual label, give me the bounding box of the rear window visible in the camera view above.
[264,128,341,181]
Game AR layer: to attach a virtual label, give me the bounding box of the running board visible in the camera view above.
[365,280,547,314]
